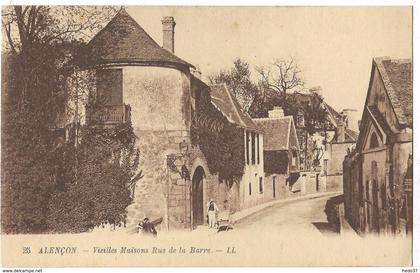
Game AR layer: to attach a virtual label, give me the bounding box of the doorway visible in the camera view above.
[372,180,380,233]
[192,166,205,228]
[316,173,320,192]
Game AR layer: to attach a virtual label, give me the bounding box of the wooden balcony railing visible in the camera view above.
[86,104,131,125]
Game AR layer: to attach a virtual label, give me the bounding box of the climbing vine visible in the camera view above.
[191,90,245,180]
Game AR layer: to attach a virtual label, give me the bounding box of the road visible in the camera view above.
[234,193,341,236]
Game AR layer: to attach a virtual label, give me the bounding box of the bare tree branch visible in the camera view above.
[2,20,17,54]
[257,57,304,94]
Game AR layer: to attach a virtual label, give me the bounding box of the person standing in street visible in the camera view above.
[207,199,219,228]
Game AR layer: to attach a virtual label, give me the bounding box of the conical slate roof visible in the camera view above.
[80,9,193,69]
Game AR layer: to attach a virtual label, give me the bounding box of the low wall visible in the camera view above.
[326,174,343,192]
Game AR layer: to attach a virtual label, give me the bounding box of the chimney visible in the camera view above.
[161,16,176,53]
[309,86,322,97]
[341,108,358,132]
[336,118,346,143]
[191,65,202,79]
[268,106,285,119]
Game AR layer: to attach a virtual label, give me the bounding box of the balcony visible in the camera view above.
[86,104,131,126]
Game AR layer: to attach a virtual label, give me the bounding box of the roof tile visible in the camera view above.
[81,9,192,69]
[210,84,259,131]
[253,117,292,151]
[375,57,412,128]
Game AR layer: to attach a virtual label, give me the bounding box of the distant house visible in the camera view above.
[253,107,300,200]
[288,91,359,192]
[322,115,358,191]
[343,57,412,235]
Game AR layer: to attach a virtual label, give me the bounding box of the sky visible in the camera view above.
[126,6,412,119]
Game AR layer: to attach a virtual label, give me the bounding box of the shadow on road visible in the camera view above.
[312,222,337,234]
[312,194,344,235]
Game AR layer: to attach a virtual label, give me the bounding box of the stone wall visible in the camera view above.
[264,174,297,201]
[299,172,320,194]
[125,130,190,230]
[329,142,355,175]
[326,174,343,192]
[123,66,190,131]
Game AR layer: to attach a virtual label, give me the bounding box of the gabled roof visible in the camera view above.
[324,102,342,127]
[253,116,297,151]
[355,105,391,151]
[210,84,260,131]
[80,9,193,69]
[345,129,359,142]
[332,128,358,143]
[374,57,412,128]
[366,106,393,137]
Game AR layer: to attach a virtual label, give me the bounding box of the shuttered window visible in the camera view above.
[96,69,123,105]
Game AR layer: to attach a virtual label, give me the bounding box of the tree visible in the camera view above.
[1,6,135,234]
[47,121,142,233]
[191,88,245,180]
[2,6,117,54]
[256,57,304,95]
[208,58,258,111]
[249,57,328,171]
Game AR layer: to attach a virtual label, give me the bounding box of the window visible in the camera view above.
[369,132,379,149]
[291,150,298,166]
[249,182,252,195]
[251,132,256,165]
[272,176,276,198]
[257,133,260,164]
[96,69,123,105]
[259,177,263,193]
[246,131,250,165]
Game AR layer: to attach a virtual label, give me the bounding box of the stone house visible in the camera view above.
[253,107,301,200]
[210,84,264,210]
[61,9,265,231]
[322,115,358,192]
[343,57,412,235]
[291,92,359,193]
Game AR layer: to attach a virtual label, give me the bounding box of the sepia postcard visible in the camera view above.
[0,5,414,268]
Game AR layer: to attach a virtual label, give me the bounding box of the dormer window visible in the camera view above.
[369,131,379,149]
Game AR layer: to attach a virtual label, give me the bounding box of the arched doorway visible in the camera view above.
[192,166,205,228]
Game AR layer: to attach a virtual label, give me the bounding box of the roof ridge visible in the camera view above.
[252,116,293,121]
[286,117,291,148]
[222,84,247,128]
[289,117,300,150]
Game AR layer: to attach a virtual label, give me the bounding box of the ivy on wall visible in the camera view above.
[191,90,245,180]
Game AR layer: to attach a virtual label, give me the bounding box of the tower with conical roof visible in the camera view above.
[64,9,266,233]
[67,9,204,231]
